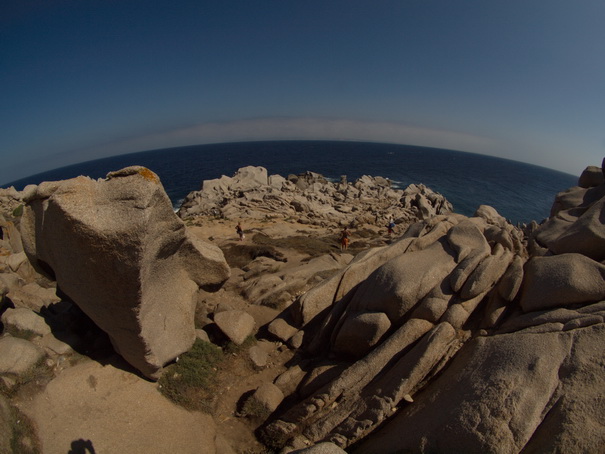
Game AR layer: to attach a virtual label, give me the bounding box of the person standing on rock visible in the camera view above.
[387,218,396,235]
[340,227,351,250]
[236,222,245,241]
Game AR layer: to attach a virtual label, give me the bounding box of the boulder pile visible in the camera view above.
[178,166,453,229]
[258,162,605,452]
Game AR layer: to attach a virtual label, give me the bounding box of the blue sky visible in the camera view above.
[1,0,603,184]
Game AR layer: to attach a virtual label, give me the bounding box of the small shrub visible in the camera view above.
[12,205,24,217]
[241,396,271,420]
[158,339,223,411]
[224,335,256,355]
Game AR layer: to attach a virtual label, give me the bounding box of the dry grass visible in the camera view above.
[158,339,223,412]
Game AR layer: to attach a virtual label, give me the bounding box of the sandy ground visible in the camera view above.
[18,358,220,454]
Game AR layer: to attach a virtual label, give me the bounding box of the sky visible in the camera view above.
[1,0,604,185]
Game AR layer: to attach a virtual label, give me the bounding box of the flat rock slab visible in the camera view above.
[18,359,221,454]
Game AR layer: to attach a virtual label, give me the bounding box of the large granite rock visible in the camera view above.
[354,324,605,453]
[535,163,605,261]
[260,161,605,452]
[261,209,525,450]
[19,166,230,379]
[520,253,605,311]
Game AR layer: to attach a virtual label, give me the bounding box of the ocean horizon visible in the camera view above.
[3,141,578,225]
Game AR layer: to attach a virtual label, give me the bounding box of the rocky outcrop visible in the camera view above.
[2,158,604,453]
[178,166,453,229]
[259,161,605,452]
[261,210,526,450]
[535,160,605,261]
[19,166,230,379]
[354,323,605,453]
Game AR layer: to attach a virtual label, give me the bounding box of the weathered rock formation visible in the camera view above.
[2,158,604,453]
[178,166,453,228]
[19,166,230,379]
[259,162,605,452]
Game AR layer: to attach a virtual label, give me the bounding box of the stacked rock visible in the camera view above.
[178,166,453,229]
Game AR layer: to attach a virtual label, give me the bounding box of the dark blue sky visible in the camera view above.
[1,0,603,184]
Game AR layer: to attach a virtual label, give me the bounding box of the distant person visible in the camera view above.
[340,227,351,250]
[387,218,396,235]
[236,222,245,241]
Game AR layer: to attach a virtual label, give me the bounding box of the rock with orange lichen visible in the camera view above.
[19,166,230,379]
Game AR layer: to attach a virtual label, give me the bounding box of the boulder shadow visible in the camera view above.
[67,438,96,454]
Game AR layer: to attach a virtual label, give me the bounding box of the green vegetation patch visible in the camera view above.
[12,204,24,217]
[158,339,223,411]
[241,396,271,420]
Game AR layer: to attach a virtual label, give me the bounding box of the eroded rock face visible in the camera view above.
[261,209,526,450]
[259,161,605,453]
[20,166,230,379]
[354,324,605,453]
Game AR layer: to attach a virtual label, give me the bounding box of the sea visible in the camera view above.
[4,141,578,225]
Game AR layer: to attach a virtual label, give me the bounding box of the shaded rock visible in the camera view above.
[482,292,510,329]
[298,361,349,398]
[578,165,604,188]
[354,324,605,454]
[0,336,45,376]
[20,167,230,379]
[6,282,59,311]
[520,254,605,312]
[320,322,458,447]
[446,219,490,262]
[242,274,284,302]
[410,296,450,322]
[267,316,299,342]
[347,239,458,325]
[274,364,307,397]
[0,214,23,253]
[543,196,605,261]
[261,319,435,448]
[247,382,284,414]
[195,329,210,343]
[214,310,255,345]
[497,255,525,302]
[332,311,391,358]
[474,204,507,226]
[459,244,513,299]
[498,301,605,334]
[289,330,304,349]
[248,344,268,368]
